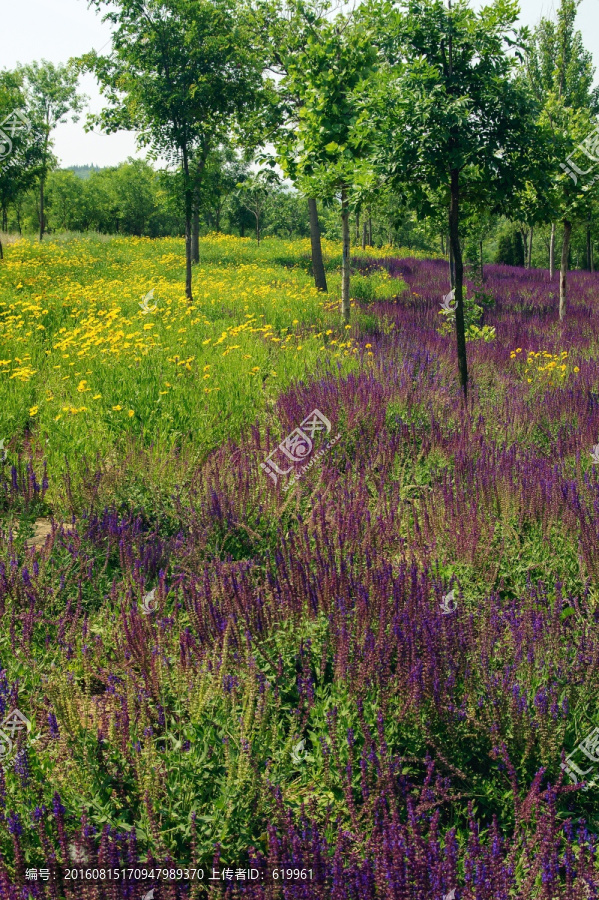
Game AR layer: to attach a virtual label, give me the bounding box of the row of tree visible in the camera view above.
[1,0,598,397]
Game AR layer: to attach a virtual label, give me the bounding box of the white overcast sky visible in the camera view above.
[1,0,598,169]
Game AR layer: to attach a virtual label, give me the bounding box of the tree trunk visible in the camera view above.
[308,198,327,292]
[255,212,260,244]
[355,210,360,244]
[480,239,484,283]
[549,222,555,279]
[39,175,45,242]
[587,222,592,271]
[449,168,468,400]
[559,219,572,322]
[361,222,366,250]
[449,237,456,289]
[182,146,193,302]
[341,186,350,325]
[521,228,528,268]
[441,232,445,256]
[368,215,372,247]
[191,202,200,265]
[528,227,533,268]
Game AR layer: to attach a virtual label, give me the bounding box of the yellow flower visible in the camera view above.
[574,366,580,373]
[365,343,372,349]
[128,409,134,417]
[92,394,102,400]
[112,405,122,411]
[29,405,39,416]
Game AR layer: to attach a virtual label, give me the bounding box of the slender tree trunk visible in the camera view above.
[449,237,456,290]
[255,212,260,244]
[441,233,445,256]
[0,239,3,261]
[528,227,533,268]
[449,168,468,400]
[39,175,45,242]
[549,222,555,279]
[341,186,350,325]
[216,206,221,233]
[480,239,484,282]
[191,202,200,264]
[368,215,372,246]
[521,228,528,268]
[587,221,592,271]
[182,146,193,302]
[361,222,367,250]
[559,219,572,322]
[355,210,360,244]
[308,198,327,292]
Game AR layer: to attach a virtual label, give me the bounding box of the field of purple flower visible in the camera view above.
[3,256,599,898]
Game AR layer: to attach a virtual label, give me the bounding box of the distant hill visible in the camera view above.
[68,165,104,180]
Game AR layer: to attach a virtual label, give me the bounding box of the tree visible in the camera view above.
[20,61,85,241]
[495,225,525,266]
[540,98,598,319]
[248,0,331,292]
[192,145,248,257]
[84,0,262,301]
[235,169,279,243]
[0,69,43,251]
[275,8,378,322]
[360,0,541,398]
[524,0,599,308]
[45,169,86,232]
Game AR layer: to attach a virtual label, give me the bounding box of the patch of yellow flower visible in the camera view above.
[514,348,578,386]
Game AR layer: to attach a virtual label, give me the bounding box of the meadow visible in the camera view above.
[1,234,599,897]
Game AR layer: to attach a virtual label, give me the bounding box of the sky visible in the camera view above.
[1,0,598,169]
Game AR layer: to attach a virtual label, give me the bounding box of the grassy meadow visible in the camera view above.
[0,234,383,510]
[3,235,599,897]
